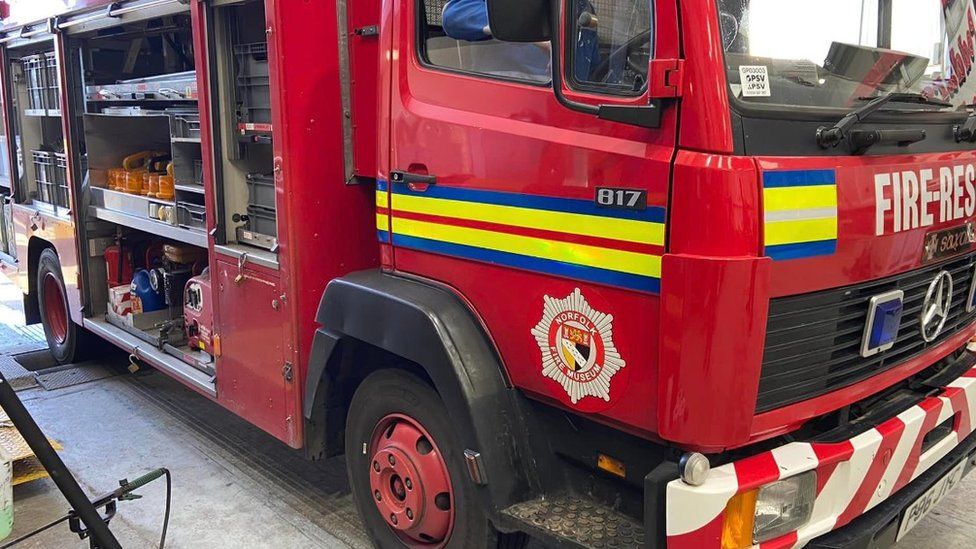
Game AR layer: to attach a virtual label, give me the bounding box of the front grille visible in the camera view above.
[758,253,976,412]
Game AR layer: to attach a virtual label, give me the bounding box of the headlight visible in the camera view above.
[721,471,816,548]
[754,472,817,542]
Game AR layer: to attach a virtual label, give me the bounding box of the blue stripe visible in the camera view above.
[377,230,390,243]
[376,180,389,192]
[763,170,837,188]
[390,183,666,223]
[766,239,837,261]
[392,234,660,293]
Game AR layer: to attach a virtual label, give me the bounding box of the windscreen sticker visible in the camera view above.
[739,65,772,97]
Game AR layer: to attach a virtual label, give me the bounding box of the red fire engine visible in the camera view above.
[1,0,976,547]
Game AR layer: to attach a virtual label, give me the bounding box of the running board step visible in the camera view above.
[501,495,645,549]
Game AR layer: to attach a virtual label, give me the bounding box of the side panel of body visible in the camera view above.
[10,207,80,320]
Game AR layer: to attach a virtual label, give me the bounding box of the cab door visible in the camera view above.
[383,0,679,430]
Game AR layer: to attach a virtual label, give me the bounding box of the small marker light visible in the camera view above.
[679,452,710,486]
[597,453,626,478]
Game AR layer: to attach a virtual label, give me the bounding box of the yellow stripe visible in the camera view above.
[392,216,661,278]
[763,185,837,213]
[391,193,664,246]
[376,213,389,232]
[376,190,388,209]
[765,217,838,246]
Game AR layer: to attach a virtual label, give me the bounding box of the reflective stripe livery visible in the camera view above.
[376,181,666,293]
[665,365,976,549]
[764,170,839,261]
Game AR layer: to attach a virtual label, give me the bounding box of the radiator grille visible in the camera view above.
[758,253,976,412]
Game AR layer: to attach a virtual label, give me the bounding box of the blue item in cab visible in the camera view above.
[131,269,166,312]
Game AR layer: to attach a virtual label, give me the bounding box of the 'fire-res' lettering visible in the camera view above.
[875,165,976,236]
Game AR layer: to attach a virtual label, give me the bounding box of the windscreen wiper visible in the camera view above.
[816,92,949,154]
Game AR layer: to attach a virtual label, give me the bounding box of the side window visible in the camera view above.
[419,0,552,84]
[569,0,653,95]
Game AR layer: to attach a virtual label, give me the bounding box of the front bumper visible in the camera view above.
[807,430,976,549]
[665,357,976,549]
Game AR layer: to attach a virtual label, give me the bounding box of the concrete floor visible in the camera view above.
[0,274,973,548]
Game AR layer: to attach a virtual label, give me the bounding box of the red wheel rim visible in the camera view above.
[367,413,455,548]
[42,272,68,345]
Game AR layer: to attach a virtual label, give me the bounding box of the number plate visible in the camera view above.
[896,459,968,541]
[921,223,975,264]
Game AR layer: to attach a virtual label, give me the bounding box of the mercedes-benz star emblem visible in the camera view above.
[920,271,954,343]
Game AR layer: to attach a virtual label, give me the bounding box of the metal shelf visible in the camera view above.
[85,71,198,103]
[24,109,61,118]
[84,317,216,398]
[90,206,207,248]
[175,183,204,195]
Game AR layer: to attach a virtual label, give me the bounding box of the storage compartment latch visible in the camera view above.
[234,252,249,285]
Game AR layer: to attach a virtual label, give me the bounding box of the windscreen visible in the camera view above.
[719,0,975,111]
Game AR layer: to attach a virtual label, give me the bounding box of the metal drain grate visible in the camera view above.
[9,324,45,342]
[0,355,38,391]
[0,323,47,356]
[35,364,116,391]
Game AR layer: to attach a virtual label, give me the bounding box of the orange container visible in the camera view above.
[107,168,124,191]
[147,173,160,197]
[124,169,147,194]
[156,162,175,201]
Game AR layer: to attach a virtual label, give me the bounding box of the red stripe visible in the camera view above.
[836,419,905,528]
[811,441,854,496]
[811,440,855,465]
[666,513,724,549]
[946,387,971,441]
[761,531,799,549]
[815,462,840,497]
[734,451,780,493]
[389,209,665,255]
[892,399,943,494]
[963,368,976,378]
[377,206,390,215]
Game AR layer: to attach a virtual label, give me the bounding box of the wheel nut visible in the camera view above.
[406,508,414,520]
[390,514,398,525]
[388,455,396,466]
[373,461,380,472]
[374,490,381,501]
[404,478,412,490]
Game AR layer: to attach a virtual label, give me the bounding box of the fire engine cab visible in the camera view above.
[1,0,976,547]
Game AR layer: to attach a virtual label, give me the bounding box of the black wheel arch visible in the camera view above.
[303,270,538,515]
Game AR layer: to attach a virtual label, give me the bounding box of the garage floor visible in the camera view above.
[0,274,972,548]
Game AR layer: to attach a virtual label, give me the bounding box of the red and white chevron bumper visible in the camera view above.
[665,365,976,549]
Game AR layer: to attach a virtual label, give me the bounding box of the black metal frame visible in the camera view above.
[0,373,121,549]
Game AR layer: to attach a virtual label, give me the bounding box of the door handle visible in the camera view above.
[390,170,437,186]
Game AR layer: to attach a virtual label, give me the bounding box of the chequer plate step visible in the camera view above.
[502,495,645,549]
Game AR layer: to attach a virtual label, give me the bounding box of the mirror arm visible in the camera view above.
[547,0,662,128]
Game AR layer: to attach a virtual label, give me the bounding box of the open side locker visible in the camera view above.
[56,0,218,395]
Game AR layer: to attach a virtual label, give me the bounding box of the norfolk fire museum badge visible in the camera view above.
[532,289,625,404]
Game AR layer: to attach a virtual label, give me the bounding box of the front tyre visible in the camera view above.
[346,369,519,549]
[36,248,83,364]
